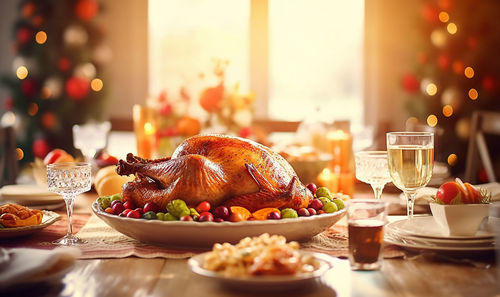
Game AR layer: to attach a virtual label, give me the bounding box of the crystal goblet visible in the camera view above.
[47,162,91,245]
[355,151,392,200]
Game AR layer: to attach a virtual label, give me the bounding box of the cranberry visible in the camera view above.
[266,211,281,220]
[123,201,135,210]
[213,206,230,220]
[112,202,125,215]
[143,202,159,213]
[180,215,193,221]
[134,208,144,216]
[198,212,214,222]
[120,209,132,217]
[306,183,318,195]
[298,208,310,217]
[214,218,224,223]
[126,210,141,219]
[309,199,324,211]
[111,200,122,208]
[196,201,211,213]
[307,208,317,215]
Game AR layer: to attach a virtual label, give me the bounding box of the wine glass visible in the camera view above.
[47,162,91,245]
[386,132,434,218]
[355,151,392,200]
[72,121,111,162]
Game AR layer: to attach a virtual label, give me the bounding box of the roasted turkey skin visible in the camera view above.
[116,135,313,212]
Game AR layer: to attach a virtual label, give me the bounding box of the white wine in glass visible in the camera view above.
[387,132,434,218]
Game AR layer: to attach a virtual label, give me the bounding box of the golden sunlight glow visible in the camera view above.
[28,103,38,116]
[447,154,457,166]
[35,31,47,44]
[16,148,24,161]
[91,78,103,91]
[439,12,449,23]
[447,23,457,34]
[442,105,453,117]
[427,114,438,127]
[468,88,478,100]
[464,67,474,78]
[41,87,51,99]
[144,122,155,135]
[426,83,438,96]
[16,66,28,79]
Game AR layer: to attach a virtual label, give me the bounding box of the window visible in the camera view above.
[148,0,364,126]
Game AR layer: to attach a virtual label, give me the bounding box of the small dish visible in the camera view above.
[0,211,61,239]
[188,251,333,291]
[429,203,490,236]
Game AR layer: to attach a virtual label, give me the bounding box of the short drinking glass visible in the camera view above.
[347,199,388,271]
[386,132,434,218]
[355,151,392,200]
[47,162,91,245]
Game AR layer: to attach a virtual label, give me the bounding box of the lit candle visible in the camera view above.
[324,129,354,195]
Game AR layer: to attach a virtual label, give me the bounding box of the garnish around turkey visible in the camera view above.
[96,184,346,222]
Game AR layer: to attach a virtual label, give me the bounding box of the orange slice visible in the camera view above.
[251,208,280,220]
[229,206,252,221]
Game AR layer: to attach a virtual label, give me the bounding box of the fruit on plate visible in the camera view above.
[0,203,43,228]
[435,178,489,204]
[43,149,75,165]
[94,165,134,197]
[96,151,119,168]
[116,135,313,212]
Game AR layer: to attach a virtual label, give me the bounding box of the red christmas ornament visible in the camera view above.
[3,97,13,110]
[402,73,420,94]
[239,127,252,139]
[32,138,51,159]
[422,4,439,23]
[65,77,90,100]
[482,76,496,92]
[21,79,39,97]
[17,27,33,45]
[437,54,451,70]
[75,0,99,21]
[58,57,71,71]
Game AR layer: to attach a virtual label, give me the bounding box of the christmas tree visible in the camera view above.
[1,0,109,164]
[401,0,500,178]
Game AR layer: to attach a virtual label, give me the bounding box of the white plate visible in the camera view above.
[0,184,62,205]
[384,234,495,252]
[188,251,332,291]
[91,201,346,248]
[386,216,494,240]
[0,211,61,239]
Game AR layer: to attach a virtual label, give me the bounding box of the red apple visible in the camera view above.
[436,181,463,204]
[43,149,74,164]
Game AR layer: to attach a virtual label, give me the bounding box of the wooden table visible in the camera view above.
[7,191,500,297]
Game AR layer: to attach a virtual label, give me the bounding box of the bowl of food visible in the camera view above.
[430,179,491,236]
[277,145,332,184]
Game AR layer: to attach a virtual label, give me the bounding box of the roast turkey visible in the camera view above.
[116,135,313,212]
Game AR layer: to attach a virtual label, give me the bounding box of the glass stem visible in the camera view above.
[371,184,385,200]
[64,195,76,237]
[405,191,416,218]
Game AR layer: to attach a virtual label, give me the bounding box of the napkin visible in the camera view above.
[0,247,81,289]
[407,182,500,204]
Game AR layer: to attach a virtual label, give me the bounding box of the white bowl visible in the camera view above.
[429,203,490,236]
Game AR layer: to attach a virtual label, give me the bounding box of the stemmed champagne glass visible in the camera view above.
[386,132,434,218]
[355,151,392,200]
[47,162,91,245]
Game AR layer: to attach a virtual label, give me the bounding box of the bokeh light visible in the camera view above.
[447,154,457,166]
[90,78,103,91]
[16,66,28,79]
[28,103,38,116]
[405,117,418,128]
[447,22,457,34]
[439,12,449,23]
[464,67,474,78]
[427,114,438,127]
[35,31,47,44]
[442,105,453,117]
[426,83,438,96]
[468,88,478,100]
[41,86,51,99]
